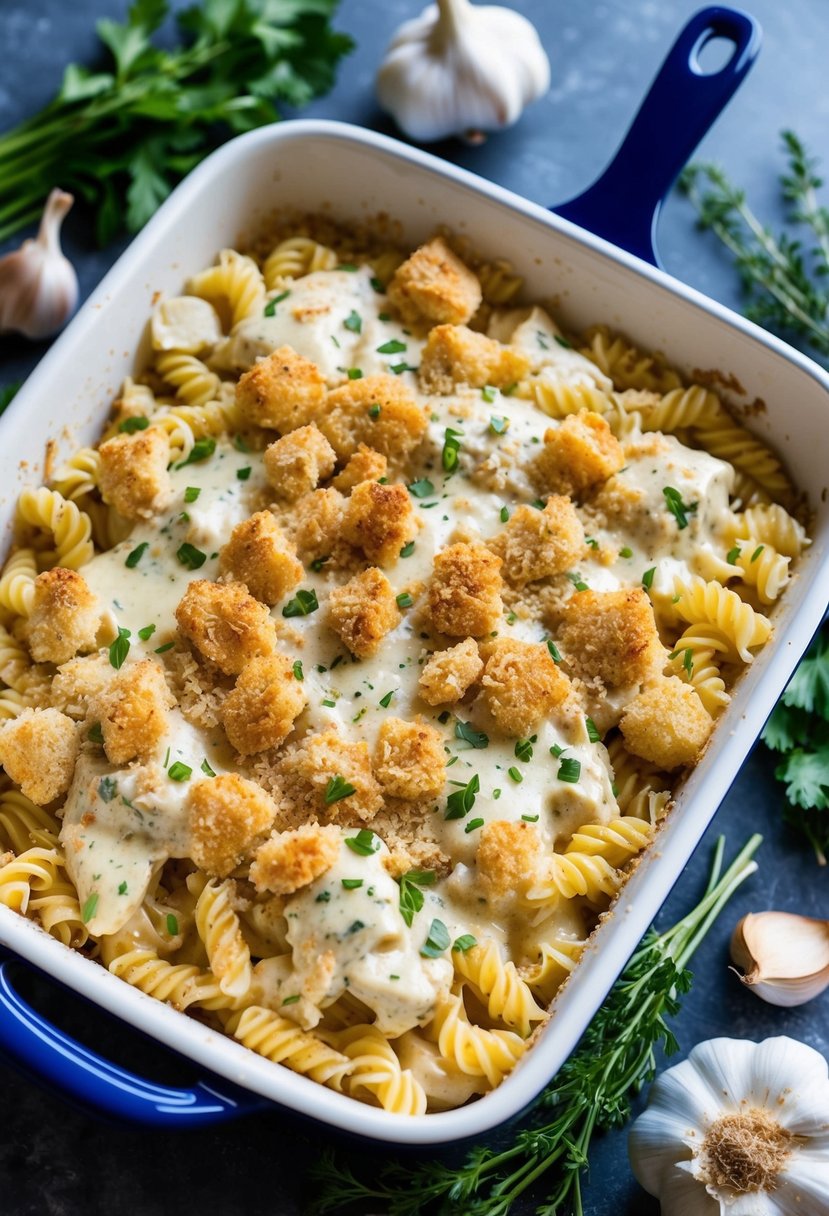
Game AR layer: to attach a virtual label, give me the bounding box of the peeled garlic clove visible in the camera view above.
[0,188,79,340]
[731,910,829,1007]
[376,0,551,144]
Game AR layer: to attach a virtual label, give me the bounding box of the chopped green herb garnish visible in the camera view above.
[119,415,149,433]
[536,330,551,350]
[452,934,477,953]
[442,426,463,473]
[341,879,363,890]
[522,814,539,822]
[683,648,694,676]
[454,721,489,749]
[201,758,216,777]
[514,738,534,762]
[316,890,331,903]
[282,994,301,1005]
[371,276,385,293]
[550,743,565,758]
[554,334,573,349]
[325,775,356,805]
[154,641,175,654]
[177,436,216,468]
[508,766,523,783]
[390,362,415,375]
[464,817,485,833]
[345,828,381,855]
[379,690,395,708]
[108,627,131,670]
[282,588,319,617]
[546,639,562,663]
[183,486,201,504]
[346,367,363,380]
[367,403,381,419]
[88,722,104,743]
[168,761,192,782]
[558,757,582,783]
[118,882,128,895]
[400,540,415,558]
[166,914,179,936]
[234,434,250,453]
[98,776,118,803]
[125,542,149,568]
[585,536,599,549]
[567,572,589,592]
[236,466,251,481]
[482,385,497,404]
[397,869,435,927]
[322,699,336,708]
[176,542,206,570]
[264,290,289,316]
[292,660,304,681]
[408,478,435,498]
[642,566,656,590]
[445,774,480,820]
[751,545,765,562]
[421,918,450,958]
[500,505,510,523]
[310,555,330,572]
[727,545,742,565]
[396,592,413,609]
[585,716,601,743]
[620,546,633,559]
[663,485,698,530]
[137,624,156,641]
[81,893,99,923]
[377,338,407,354]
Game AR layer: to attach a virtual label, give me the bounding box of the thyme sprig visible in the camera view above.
[680,131,829,357]
[313,834,761,1216]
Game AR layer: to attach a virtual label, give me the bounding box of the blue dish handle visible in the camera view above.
[0,947,269,1125]
[552,5,762,266]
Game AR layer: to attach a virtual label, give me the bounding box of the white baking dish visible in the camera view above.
[1,113,828,1146]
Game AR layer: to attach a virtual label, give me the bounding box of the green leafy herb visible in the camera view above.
[81,893,99,924]
[201,758,216,777]
[166,913,179,936]
[282,588,319,617]
[400,540,415,558]
[325,775,356,805]
[522,814,539,823]
[137,624,156,641]
[566,571,589,592]
[168,761,192,782]
[371,277,385,293]
[546,639,562,663]
[683,647,694,676]
[176,542,206,570]
[367,403,381,419]
[420,918,450,958]
[377,338,407,355]
[315,890,331,903]
[282,994,301,1006]
[341,878,363,890]
[176,437,216,468]
[313,836,761,1216]
[444,774,480,820]
[396,592,413,609]
[452,934,477,953]
[118,881,128,895]
[108,626,131,669]
[680,133,829,357]
[408,478,434,499]
[751,544,765,562]
[550,743,565,758]
[397,869,436,927]
[344,830,380,858]
[558,757,581,783]
[620,546,633,558]
[481,386,497,404]
[379,690,395,708]
[346,367,363,380]
[514,738,534,762]
[310,555,330,572]
[0,0,353,246]
[442,427,463,473]
[263,290,289,317]
[344,310,362,333]
[464,817,484,833]
[499,505,510,523]
[763,623,829,862]
[642,566,656,590]
[663,486,698,530]
[154,641,174,654]
[585,717,601,743]
[98,776,118,802]
[390,362,415,375]
[454,721,488,750]
[236,466,251,481]
[125,541,149,568]
[119,415,149,433]
[508,766,523,783]
[292,660,304,681]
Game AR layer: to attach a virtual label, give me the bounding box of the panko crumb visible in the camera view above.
[418,324,529,395]
[373,717,446,800]
[175,580,276,675]
[332,444,388,492]
[558,588,666,690]
[263,425,336,502]
[189,773,277,877]
[320,375,429,465]
[428,542,503,638]
[274,729,382,825]
[220,652,307,755]
[492,497,584,588]
[477,820,543,903]
[250,824,341,895]
[531,412,624,500]
[26,568,100,665]
[0,707,79,805]
[235,345,325,432]
[620,676,713,769]
[327,566,400,658]
[341,480,417,567]
[95,658,174,765]
[418,638,483,705]
[50,653,114,721]
[218,511,303,606]
[387,237,482,327]
[98,428,173,520]
[479,638,571,736]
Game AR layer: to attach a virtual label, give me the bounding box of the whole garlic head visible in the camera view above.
[629,1036,829,1214]
[376,0,551,143]
[0,189,79,340]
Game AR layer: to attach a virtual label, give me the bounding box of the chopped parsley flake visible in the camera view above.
[88,722,104,743]
[445,774,480,819]
[550,743,565,758]
[325,775,356,805]
[522,814,539,823]
[727,545,742,565]
[137,624,156,641]
[154,641,175,654]
[642,567,656,590]
[567,571,589,592]
[481,386,497,404]
[292,660,304,681]
[98,776,118,803]
[452,934,477,953]
[500,505,510,523]
[263,290,289,316]
[558,757,582,783]
[408,478,434,498]
[310,555,330,572]
[119,415,149,433]
[367,403,381,419]
[400,540,415,558]
[514,738,534,762]
[316,890,331,903]
[176,542,206,570]
[396,592,413,609]
[508,766,523,783]
[464,817,484,833]
[663,485,698,530]
[343,310,362,333]
[397,869,435,927]
[421,918,450,958]
[546,639,562,663]
[454,720,489,749]
[620,546,633,558]
[201,758,216,777]
[166,914,179,936]
[585,716,601,743]
[377,338,407,355]
[236,466,252,481]
[282,994,301,1005]
[346,367,363,380]
[177,436,216,468]
[282,588,319,617]
[118,882,128,895]
[108,627,131,670]
[81,893,99,923]
[751,545,765,562]
[168,761,192,782]
[345,828,381,855]
[379,690,395,708]
[125,542,149,568]
[341,879,363,890]
[442,426,463,473]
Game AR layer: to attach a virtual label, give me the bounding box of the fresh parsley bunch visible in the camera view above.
[0,0,352,245]
[763,622,829,863]
[680,131,829,360]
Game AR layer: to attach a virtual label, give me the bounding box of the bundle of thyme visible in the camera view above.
[313,835,761,1216]
[680,131,829,359]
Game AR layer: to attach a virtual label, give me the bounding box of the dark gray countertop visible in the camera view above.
[1,2,827,1213]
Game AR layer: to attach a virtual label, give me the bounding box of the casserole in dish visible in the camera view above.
[1,19,828,1148]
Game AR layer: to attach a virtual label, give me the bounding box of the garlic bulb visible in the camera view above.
[0,189,79,339]
[629,1036,829,1214]
[731,911,829,1007]
[376,0,551,144]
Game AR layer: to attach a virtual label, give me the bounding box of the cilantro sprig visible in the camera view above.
[0,0,353,245]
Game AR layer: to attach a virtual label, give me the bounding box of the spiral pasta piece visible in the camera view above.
[665,625,731,717]
[155,352,223,408]
[195,879,252,1000]
[28,876,88,949]
[519,939,586,1004]
[525,852,622,906]
[724,503,808,559]
[262,237,338,290]
[579,325,683,393]
[730,538,790,605]
[0,624,33,692]
[476,258,523,305]
[188,249,266,329]
[0,845,62,913]
[619,385,727,434]
[452,941,546,1037]
[16,487,94,570]
[696,422,793,504]
[106,946,240,1012]
[82,499,133,552]
[50,448,102,502]
[517,376,614,420]
[327,1024,427,1115]
[565,816,654,869]
[226,1005,352,1090]
[665,575,772,664]
[0,790,60,853]
[0,548,37,616]
[426,990,526,1086]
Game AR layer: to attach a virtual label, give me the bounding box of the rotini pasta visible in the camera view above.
[195,878,252,1000]
[724,503,808,559]
[0,549,37,617]
[16,487,94,571]
[659,575,772,663]
[188,249,266,329]
[453,940,546,1037]
[426,990,526,1087]
[262,237,338,291]
[226,1005,352,1090]
[579,325,683,393]
[326,1024,427,1115]
[154,351,223,408]
[50,448,102,502]
[665,625,731,717]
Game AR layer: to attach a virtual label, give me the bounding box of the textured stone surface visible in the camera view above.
[1,2,827,1213]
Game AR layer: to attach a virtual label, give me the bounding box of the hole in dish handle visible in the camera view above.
[551,5,762,266]
[0,947,268,1126]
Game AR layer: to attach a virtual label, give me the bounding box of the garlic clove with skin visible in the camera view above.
[376,0,551,144]
[0,189,79,340]
[731,910,829,1007]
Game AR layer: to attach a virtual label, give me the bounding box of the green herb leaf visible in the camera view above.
[176,542,206,570]
[292,660,304,681]
[727,545,742,564]
[377,338,406,354]
[108,626,131,669]
[119,415,149,433]
[88,722,104,744]
[421,918,450,958]
[442,427,463,473]
[201,758,216,777]
[168,761,192,782]
[444,774,480,820]
[344,310,362,333]
[408,478,434,499]
[500,505,510,523]
[397,869,436,928]
[282,994,301,1006]
[176,436,216,468]
[567,571,589,592]
[154,641,174,654]
[341,879,363,890]
[514,738,534,762]
[546,639,562,663]
[118,881,128,895]
[642,567,656,590]
[558,757,582,783]
[396,591,413,609]
[137,624,156,641]
[264,290,290,317]
[346,367,362,380]
[663,486,698,530]
[345,830,381,858]
[452,934,477,953]
[400,540,415,558]
[236,466,252,481]
[166,914,179,936]
[482,386,497,404]
[454,721,489,750]
[125,541,149,568]
[464,817,484,833]
[81,893,99,923]
[585,717,601,743]
[98,776,118,802]
[325,775,356,805]
[508,766,523,783]
[282,588,319,618]
[620,546,633,558]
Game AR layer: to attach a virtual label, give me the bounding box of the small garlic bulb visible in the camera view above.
[0,189,79,340]
[731,910,829,1007]
[376,0,551,144]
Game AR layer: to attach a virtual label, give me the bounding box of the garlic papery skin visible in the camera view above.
[731,911,829,1008]
[0,189,79,339]
[376,0,551,144]
[629,1037,829,1215]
